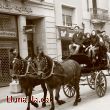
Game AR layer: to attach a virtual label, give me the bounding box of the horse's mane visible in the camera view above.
[44,55,53,69]
[54,61,62,67]
[44,54,64,75]
[44,54,61,67]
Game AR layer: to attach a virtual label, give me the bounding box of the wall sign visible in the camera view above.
[0,3,32,15]
[0,31,16,38]
[24,25,35,33]
[58,26,84,39]
[58,26,74,38]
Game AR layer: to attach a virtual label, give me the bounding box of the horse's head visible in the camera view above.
[12,57,27,79]
[36,52,52,79]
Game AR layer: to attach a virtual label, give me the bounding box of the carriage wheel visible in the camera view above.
[63,84,75,98]
[107,66,110,75]
[107,55,110,75]
[87,72,96,90]
[95,71,107,97]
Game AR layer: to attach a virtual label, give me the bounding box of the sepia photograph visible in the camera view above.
[0,0,110,110]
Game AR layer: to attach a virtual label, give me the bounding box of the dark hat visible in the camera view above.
[96,30,101,34]
[74,26,80,29]
[101,30,106,33]
[10,48,15,53]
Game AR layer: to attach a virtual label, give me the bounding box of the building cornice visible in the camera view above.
[24,0,54,9]
[0,0,54,16]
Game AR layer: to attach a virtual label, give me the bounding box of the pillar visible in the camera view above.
[17,15,28,59]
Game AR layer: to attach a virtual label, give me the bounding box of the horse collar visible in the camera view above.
[42,56,48,71]
[42,60,55,80]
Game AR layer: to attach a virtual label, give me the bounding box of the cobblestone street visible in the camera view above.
[0,71,110,110]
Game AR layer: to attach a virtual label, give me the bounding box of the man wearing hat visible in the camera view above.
[101,31,110,52]
[97,30,107,63]
[69,26,85,55]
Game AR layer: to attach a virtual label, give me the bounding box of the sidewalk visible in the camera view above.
[0,85,43,103]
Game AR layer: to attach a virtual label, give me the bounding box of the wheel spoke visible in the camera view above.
[87,75,95,90]
[70,89,74,96]
[63,85,75,98]
[95,71,107,97]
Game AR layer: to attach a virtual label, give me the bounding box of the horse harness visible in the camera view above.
[38,56,66,80]
[13,58,25,75]
[37,56,55,79]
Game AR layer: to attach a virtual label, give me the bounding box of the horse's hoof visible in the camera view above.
[78,98,81,102]
[50,107,55,110]
[26,107,30,110]
[31,101,39,108]
[73,102,78,106]
[57,100,66,105]
[42,102,46,107]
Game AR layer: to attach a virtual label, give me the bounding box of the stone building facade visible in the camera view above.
[1,0,110,86]
[82,0,110,34]
[0,0,56,86]
[55,0,110,61]
[54,0,83,60]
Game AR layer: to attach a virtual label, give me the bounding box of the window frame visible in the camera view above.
[62,6,73,27]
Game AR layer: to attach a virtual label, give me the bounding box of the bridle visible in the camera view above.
[37,56,48,71]
[37,56,65,80]
[12,57,27,78]
[37,56,55,79]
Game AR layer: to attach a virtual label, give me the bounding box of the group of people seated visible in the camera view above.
[69,26,110,64]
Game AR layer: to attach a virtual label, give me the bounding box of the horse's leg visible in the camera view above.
[47,85,55,110]
[55,85,65,105]
[27,95,31,110]
[30,88,39,108]
[41,82,47,107]
[24,89,31,110]
[73,80,81,106]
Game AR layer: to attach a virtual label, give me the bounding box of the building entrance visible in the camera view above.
[26,19,34,57]
[61,39,71,59]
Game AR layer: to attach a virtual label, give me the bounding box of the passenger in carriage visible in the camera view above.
[69,26,85,55]
[83,33,91,54]
[90,30,99,47]
[97,30,107,63]
[101,30,110,52]
[85,30,99,58]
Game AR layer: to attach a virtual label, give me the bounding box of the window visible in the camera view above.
[62,6,73,26]
[0,14,17,38]
[87,0,89,12]
[63,14,72,26]
[92,0,97,14]
[92,0,97,9]
[0,14,17,32]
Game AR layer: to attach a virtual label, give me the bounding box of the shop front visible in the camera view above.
[0,14,18,86]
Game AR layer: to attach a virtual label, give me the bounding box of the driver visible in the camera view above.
[69,26,85,55]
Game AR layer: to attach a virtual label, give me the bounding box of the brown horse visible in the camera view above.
[36,52,81,110]
[12,56,47,110]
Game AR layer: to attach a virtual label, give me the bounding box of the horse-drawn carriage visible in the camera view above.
[63,53,108,98]
[12,50,110,110]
